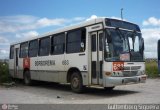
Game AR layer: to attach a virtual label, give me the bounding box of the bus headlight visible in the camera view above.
[105,72,112,76]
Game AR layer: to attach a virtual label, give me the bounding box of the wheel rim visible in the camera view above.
[72,77,79,88]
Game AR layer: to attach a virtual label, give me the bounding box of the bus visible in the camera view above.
[9,17,147,93]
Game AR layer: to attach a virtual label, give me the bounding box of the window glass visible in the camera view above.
[99,33,103,51]
[29,40,38,57]
[20,42,28,58]
[67,28,86,53]
[105,18,140,31]
[10,45,14,59]
[91,34,96,52]
[51,33,65,55]
[39,37,50,56]
[105,28,143,62]
[134,36,139,52]
[128,37,133,50]
[67,30,81,42]
[67,42,81,53]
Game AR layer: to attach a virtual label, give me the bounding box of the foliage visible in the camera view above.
[145,61,159,78]
[0,62,10,83]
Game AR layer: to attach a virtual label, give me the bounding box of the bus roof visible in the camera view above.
[10,17,139,45]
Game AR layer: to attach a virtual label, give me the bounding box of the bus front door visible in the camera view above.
[91,31,103,85]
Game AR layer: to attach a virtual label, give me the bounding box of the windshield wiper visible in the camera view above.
[115,27,125,40]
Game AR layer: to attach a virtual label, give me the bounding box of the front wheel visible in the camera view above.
[71,72,84,93]
[24,70,32,85]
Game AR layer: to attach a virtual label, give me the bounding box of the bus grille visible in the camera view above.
[123,66,141,77]
[123,71,138,77]
[131,66,141,70]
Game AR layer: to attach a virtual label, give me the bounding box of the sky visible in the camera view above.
[0,0,160,59]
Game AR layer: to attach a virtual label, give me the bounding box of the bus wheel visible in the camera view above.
[104,87,115,91]
[24,70,32,85]
[71,72,83,93]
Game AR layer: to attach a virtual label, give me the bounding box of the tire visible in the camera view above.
[71,71,84,93]
[24,70,32,86]
[104,87,115,91]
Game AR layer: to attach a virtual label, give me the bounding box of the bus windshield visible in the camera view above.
[105,28,144,62]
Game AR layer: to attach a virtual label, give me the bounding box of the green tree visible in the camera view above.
[0,62,9,83]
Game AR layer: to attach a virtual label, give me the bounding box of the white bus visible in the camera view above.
[9,17,147,92]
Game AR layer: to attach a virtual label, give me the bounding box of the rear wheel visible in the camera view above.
[71,71,84,93]
[24,70,32,85]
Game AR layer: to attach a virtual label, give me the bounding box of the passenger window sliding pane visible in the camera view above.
[67,42,81,53]
[10,46,14,59]
[20,42,28,58]
[39,37,50,56]
[51,33,65,55]
[29,40,38,57]
[67,28,86,53]
[67,30,81,42]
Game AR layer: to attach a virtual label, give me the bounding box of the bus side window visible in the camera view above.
[10,45,14,59]
[99,33,103,51]
[20,42,28,58]
[66,28,86,53]
[51,33,65,55]
[29,40,38,57]
[39,37,50,56]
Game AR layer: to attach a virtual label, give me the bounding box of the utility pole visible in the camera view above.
[121,8,123,20]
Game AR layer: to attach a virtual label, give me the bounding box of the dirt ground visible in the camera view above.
[0,78,160,104]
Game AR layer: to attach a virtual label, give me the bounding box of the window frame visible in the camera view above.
[66,28,86,54]
[28,39,39,57]
[19,42,28,58]
[10,45,14,59]
[51,33,65,55]
[38,36,51,56]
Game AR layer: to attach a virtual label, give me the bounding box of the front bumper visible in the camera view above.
[105,75,147,87]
